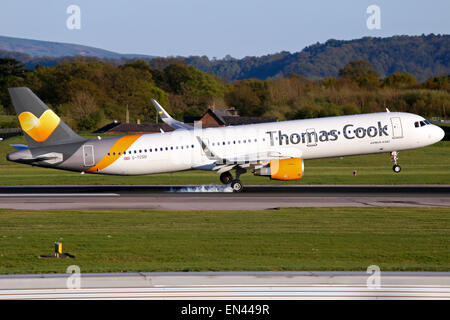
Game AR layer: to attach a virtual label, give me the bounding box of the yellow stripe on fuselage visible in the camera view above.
[86,135,142,173]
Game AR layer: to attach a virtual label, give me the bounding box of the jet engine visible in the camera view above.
[254,158,304,181]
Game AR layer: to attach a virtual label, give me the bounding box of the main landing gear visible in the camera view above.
[220,168,246,192]
[390,151,401,173]
[220,171,233,184]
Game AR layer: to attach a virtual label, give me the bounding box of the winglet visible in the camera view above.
[151,99,193,130]
[151,99,172,121]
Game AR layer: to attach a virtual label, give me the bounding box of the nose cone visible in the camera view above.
[430,125,445,143]
[435,125,445,142]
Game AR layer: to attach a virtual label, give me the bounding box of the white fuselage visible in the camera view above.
[97,112,444,175]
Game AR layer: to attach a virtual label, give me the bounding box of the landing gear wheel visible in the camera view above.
[390,151,401,174]
[220,172,233,184]
[231,179,244,193]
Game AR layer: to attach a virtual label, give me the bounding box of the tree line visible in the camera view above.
[0,57,448,131]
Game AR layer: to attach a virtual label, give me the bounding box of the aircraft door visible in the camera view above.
[83,145,95,166]
[390,117,403,139]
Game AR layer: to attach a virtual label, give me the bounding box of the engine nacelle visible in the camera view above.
[254,158,304,181]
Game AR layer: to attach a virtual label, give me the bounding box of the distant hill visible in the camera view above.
[0,34,448,82]
[0,35,155,59]
[185,34,450,82]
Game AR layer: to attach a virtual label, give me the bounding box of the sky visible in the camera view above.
[0,0,449,58]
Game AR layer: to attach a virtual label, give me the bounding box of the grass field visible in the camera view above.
[0,134,449,185]
[0,207,448,274]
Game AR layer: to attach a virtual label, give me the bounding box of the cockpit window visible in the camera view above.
[415,120,431,128]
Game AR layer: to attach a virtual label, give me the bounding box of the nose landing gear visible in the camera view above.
[231,180,244,192]
[391,151,401,173]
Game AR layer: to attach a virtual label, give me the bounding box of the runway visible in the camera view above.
[0,185,448,210]
[0,271,448,300]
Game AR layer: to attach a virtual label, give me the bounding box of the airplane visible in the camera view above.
[6,87,445,192]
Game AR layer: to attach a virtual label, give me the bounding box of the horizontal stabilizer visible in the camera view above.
[17,153,62,164]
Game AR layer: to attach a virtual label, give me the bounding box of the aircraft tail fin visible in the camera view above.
[8,87,86,148]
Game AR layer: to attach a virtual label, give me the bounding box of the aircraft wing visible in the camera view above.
[195,136,301,173]
[151,99,194,130]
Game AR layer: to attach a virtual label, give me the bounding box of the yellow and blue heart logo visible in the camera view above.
[18,110,60,142]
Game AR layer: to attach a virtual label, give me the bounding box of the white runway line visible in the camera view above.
[0,193,120,197]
